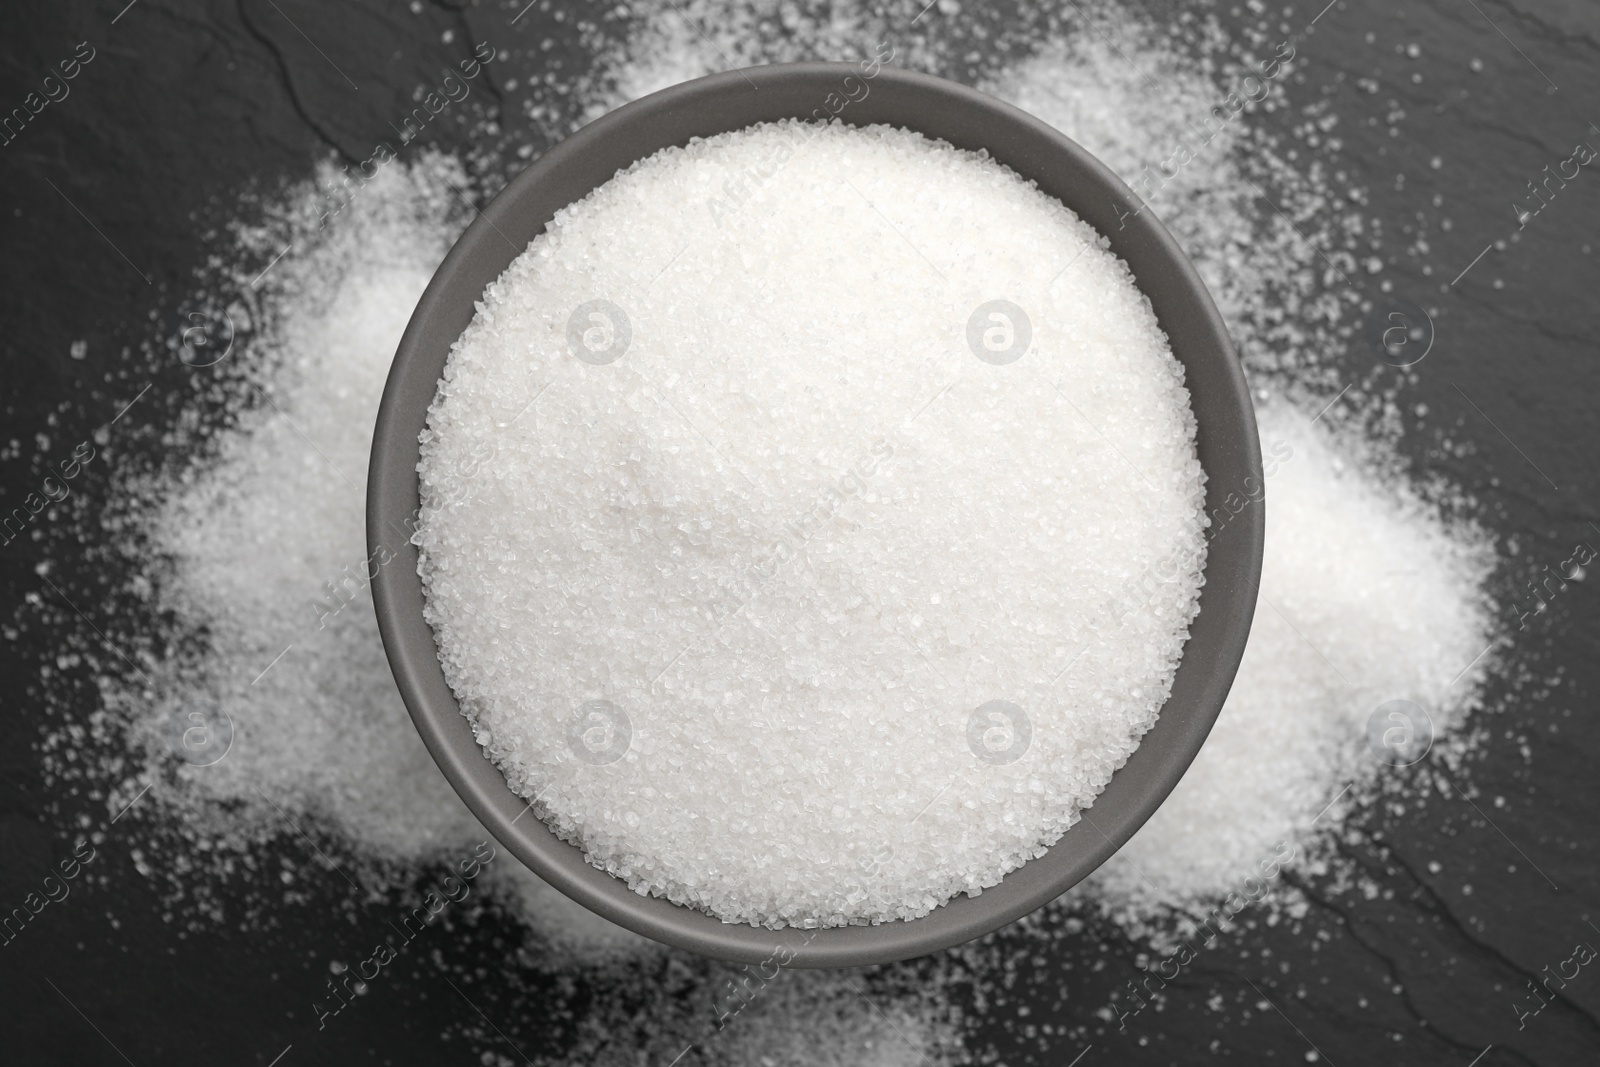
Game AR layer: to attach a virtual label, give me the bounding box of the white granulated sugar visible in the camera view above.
[36,6,1500,1063]
[1085,400,1497,918]
[970,16,1501,932]
[570,0,893,130]
[482,861,655,962]
[415,121,1208,928]
[104,157,484,861]
[985,29,1354,393]
[93,155,674,975]
[71,144,941,1059]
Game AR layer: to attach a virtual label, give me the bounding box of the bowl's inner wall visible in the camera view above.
[369,63,1262,968]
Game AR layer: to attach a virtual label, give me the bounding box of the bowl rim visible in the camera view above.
[369,60,1263,968]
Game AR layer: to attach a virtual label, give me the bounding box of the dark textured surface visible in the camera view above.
[2,0,1598,1064]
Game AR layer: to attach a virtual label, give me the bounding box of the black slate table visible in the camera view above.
[2,1,1597,1064]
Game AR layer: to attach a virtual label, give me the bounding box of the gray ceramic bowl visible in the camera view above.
[369,62,1262,968]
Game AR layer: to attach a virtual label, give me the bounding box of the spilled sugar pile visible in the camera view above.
[976,22,1498,927]
[98,152,662,957]
[27,0,1500,1062]
[418,119,1208,927]
[1084,398,1496,929]
[103,156,481,862]
[985,29,1356,398]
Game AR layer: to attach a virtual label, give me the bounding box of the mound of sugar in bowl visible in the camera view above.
[415,120,1209,928]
